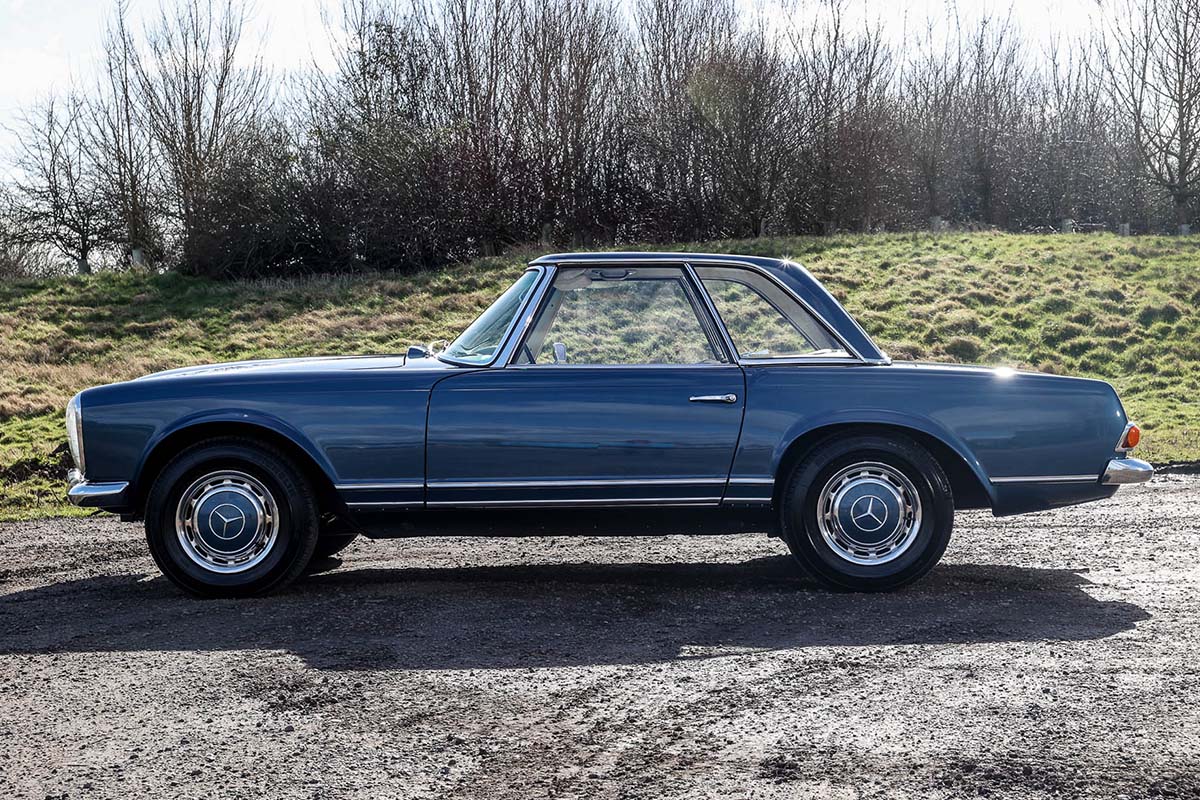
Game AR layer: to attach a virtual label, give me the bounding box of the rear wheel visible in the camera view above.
[780,434,953,591]
[144,438,319,597]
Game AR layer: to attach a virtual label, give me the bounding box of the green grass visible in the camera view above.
[2,232,1197,521]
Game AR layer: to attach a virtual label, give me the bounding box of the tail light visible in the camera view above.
[1119,423,1141,451]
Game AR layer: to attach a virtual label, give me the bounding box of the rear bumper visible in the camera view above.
[67,469,131,508]
[1101,457,1154,485]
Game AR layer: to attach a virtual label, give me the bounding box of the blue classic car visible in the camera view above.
[65,252,1151,596]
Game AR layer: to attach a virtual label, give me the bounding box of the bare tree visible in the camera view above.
[632,0,737,240]
[132,0,269,273]
[7,93,115,274]
[784,0,896,232]
[90,0,159,266]
[5,0,1194,277]
[1102,0,1200,231]
[899,16,964,227]
[419,0,522,252]
[690,24,792,237]
[958,13,1029,228]
[512,0,626,244]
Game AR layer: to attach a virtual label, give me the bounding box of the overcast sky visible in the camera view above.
[0,0,1103,156]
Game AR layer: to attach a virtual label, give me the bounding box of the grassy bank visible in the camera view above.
[2,232,1196,521]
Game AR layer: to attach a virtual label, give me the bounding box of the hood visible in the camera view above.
[137,354,452,381]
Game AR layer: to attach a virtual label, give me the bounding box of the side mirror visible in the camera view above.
[407,344,430,359]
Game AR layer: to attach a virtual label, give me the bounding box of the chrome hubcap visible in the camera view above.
[816,461,922,565]
[175,470,279,573]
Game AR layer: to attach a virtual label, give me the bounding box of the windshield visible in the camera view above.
[440,269,541,365]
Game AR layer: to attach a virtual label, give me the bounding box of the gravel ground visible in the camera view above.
[1,476,1197,799]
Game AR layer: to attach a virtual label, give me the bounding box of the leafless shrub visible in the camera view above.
[1,0,1196,278]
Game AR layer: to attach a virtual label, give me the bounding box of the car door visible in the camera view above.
[425,264,746,507]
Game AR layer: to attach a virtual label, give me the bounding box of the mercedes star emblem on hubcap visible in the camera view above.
[849,494,888,532]
[209,503,247,540]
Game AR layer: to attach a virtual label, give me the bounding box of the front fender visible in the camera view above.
[133,408,340,489]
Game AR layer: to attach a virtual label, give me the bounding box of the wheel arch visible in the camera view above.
[131,417,343,520]
[772,422,995,511]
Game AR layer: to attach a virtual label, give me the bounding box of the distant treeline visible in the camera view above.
[2,0,1199,278]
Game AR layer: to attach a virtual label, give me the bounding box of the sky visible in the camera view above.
[0,0,1103,156]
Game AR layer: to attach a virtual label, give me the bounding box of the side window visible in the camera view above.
[518,267,725,365]
[694,266,847,360]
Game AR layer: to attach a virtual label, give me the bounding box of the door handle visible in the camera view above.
[689,393,738,404]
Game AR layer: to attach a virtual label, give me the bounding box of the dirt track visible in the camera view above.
[1,476,1198,799]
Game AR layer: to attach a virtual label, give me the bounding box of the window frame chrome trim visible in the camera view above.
[683,263,740,360]
[784,259,887,364]
[527,257,890,367]
[685,258,861,361]
[502,262,735,368]
[438,266,549,369]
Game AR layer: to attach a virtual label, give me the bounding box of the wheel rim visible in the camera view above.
[815,461,922,566]
[175,470,280,574]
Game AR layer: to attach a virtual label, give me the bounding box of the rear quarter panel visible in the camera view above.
[735,362,1128,515]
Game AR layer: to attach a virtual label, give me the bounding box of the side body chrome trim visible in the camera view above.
[428,477,727,489]
[335,481,424,491]
[426,497,721,508]
[346,501,424,508]
[989,474,1098,484]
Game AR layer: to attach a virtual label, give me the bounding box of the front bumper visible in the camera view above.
[67,469,131,508]
[1101,457,1154,485]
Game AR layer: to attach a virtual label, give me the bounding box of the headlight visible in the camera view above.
[66,393,85,476]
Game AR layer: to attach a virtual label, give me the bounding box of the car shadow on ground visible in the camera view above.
[0,556,1149,671]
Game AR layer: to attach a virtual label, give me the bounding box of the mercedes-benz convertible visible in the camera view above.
[65,252,1152,596]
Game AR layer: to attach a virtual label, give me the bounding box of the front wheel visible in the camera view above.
[780,434,954,591]
[144,438,320,597]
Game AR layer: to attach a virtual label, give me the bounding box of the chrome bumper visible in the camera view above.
[1101,457,1154,485]
[67,469,130,507]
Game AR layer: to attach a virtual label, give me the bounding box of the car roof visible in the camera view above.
[529,251,786,269]
[528,251,886,363]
